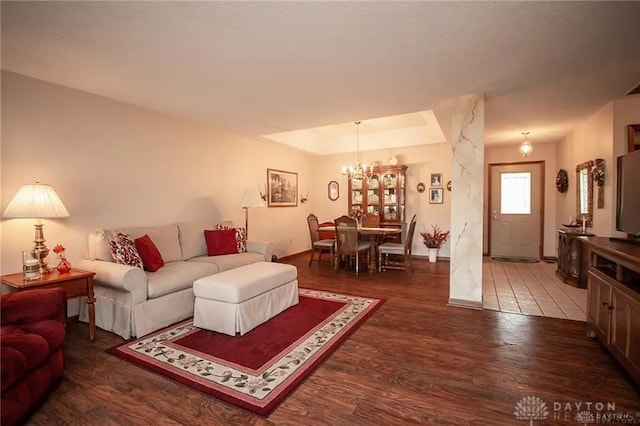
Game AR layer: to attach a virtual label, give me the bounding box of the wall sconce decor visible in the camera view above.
[593,158,605,208]
[555,169,569,193]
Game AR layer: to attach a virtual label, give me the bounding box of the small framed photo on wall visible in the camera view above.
[430,173,442,187]
[429,188,443,204]
[328,180,339,201]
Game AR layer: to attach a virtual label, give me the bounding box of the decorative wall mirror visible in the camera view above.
[576,160,594,227]
[328,181,339,201]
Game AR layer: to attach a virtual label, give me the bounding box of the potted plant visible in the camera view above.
[420,225,450,263]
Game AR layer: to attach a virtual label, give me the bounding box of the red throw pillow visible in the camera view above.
[134,234,165,272]
[204,230,239,256]
[215,224,247,252]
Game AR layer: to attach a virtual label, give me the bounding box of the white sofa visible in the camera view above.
[78,222,274,340]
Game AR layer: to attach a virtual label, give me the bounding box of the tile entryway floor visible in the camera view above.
[482,257,587,321]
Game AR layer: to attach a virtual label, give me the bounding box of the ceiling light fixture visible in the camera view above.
[341,121,372,182]
[519,131,533,157]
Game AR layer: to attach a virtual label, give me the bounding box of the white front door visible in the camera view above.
[489,162,543,260]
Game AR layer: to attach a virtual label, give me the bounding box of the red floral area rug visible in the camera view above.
[106,288,383,416]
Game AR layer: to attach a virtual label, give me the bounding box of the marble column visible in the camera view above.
[449,94,484,309]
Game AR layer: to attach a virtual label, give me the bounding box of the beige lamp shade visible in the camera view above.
[3,183,70,218]
[240,188,265,239]
[240,188,266,209]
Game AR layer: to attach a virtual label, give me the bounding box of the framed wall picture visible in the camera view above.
[416,182,426,193]
[430,173,442,187]
[328,181,339,201]
[267,168,298,207]
[429,188,444,204]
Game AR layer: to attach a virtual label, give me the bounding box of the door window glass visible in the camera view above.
[501,172,531,214]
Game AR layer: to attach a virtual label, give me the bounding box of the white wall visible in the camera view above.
[611,95,640,236]
[555,95,640,239]
[484,142,558,257]
[1,71,314,275]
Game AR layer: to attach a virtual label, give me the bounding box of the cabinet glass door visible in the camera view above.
[399,172,405,222]
[351,178,363,212]
[367,174,380,215]
[382,173,398,221]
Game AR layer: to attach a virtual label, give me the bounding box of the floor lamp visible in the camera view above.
[2,182,70,273]
[240,188,265,239]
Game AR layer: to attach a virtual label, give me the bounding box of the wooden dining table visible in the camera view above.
[319,225,402,273]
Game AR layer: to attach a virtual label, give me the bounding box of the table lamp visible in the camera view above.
[240,188,265,238]
[2,182,70,273]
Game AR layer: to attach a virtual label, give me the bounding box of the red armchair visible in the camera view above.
[1,288,66,426]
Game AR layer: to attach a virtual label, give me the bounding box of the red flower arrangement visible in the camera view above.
[53,244,71,273]
[53,244,66,259]
[420,225,450,249]
[349,207,363,219]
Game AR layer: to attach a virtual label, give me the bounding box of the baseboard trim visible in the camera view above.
[447,298,483,310]
[278,252,306,262]
[413,254,450,262]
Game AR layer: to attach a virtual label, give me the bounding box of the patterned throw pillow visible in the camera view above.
[109,232,143,268]
[215,224,247,253]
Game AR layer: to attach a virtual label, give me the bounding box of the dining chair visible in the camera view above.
[378,214,417,273]
[361,212,381,228]
[307,214,335,266]
[334,215,370,275]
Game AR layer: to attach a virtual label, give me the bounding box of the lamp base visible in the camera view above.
[31,223,52,274]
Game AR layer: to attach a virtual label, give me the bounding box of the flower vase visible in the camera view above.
[428,248,438,263]
[57,258,72,273]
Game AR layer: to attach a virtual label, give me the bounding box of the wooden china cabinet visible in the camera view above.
[348,165,407,235]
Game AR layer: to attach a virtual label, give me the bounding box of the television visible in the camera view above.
[616,150,640,237]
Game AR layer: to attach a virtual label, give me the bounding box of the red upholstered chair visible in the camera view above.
[1,288,66,426]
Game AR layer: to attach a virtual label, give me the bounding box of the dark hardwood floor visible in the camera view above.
[28,255,639,425]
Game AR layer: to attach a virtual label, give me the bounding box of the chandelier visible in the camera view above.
[519,131,533,157]
[341,121,372,181]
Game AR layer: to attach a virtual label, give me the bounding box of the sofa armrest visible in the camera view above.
[78,259,148,304]
[0,288,66,325]
[246,240,275,262]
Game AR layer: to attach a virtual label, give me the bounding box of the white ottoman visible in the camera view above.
[193,262,298,336]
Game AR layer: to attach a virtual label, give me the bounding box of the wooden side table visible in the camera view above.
[1,268,96,341]
[556,229,594,288]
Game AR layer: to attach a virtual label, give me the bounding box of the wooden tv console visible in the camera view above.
[582,237,640,385]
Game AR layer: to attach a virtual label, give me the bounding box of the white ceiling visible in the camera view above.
[2,1,639,154]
